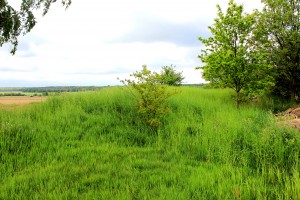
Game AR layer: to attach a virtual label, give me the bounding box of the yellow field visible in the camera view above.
[0,96,46,110]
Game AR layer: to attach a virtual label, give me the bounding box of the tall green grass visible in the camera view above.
[0,86,299,199]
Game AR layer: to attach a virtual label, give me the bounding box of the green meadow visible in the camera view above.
[0,87,299,199]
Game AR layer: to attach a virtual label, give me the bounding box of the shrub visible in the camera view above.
[119,65,177,128]
[159,65,184,86]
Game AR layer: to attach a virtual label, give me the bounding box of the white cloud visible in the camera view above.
[2,0,263,86]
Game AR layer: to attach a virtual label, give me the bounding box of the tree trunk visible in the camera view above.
[290,79,297,104]
[291,88,296,104]
[236,91,240,109]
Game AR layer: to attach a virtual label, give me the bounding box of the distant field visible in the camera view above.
[0,96,46,105]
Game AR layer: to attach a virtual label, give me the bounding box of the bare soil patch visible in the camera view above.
[276,106,300,131]
[278,119,300,131]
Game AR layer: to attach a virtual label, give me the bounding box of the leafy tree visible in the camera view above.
[0,0,71,54]
[119,65,177,128]
[198,0,273,108]
[255,0,300,103]
[159,65,184,86]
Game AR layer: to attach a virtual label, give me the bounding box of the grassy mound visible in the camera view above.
[0,87,299,199]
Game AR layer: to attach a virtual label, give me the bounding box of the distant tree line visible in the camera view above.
[21,86,105,93]
[0,92,26,96]
[0,86,105,93]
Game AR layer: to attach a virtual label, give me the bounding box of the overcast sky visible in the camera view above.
[1,0,263,87]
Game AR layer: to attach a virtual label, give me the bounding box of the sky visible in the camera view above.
[1,0,263,87]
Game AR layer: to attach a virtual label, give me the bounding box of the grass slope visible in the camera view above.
[0,87,299,199]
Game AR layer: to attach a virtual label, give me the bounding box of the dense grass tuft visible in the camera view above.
[0,86,299,199]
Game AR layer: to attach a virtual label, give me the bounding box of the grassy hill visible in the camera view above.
[0,87,299,199]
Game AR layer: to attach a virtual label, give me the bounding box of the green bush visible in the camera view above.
[120,65,177,128]
[159,65,184,86]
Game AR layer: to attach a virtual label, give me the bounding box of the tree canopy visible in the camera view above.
[255,0,300,103]
[198,0,273,107]
[0,0,71,54]
[159,65,184,86]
